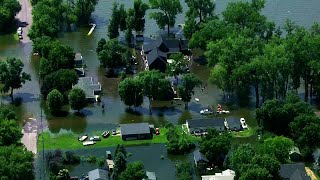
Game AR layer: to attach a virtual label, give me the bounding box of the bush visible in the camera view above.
[63,151,80,165]
[86,155,97,163]
[68,88,87,112]
[47,89,64,114]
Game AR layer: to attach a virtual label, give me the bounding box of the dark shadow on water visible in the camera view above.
[51,111,69,117]
[186,102,203,113]
[74,109,93,117]
[125,108,143,116]
[14,92,39,103]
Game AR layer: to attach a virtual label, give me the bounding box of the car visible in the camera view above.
[200,108,213,115]
[89,136,101,141]
[78,135,88,142]
[102,131,110,138]
[112,129,117,135]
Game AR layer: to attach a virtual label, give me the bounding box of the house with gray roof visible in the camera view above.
[72,77,101,102]
[279,163,311,180]
[226,117,242,131]
[88,169,109,180]
[120,123,153,141]
[194,149,209,167]
[186,118,226,134]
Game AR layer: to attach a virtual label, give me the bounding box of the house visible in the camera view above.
[279,163,311,180]
[72,77,101,102]
[225,118,242,131]
[143,171,157,180]
[74,53,84,67]
[194,149,209,167]
[120,123,153,141]
[201,169,235,180]
[88,169,109,180]
[106,159,114,171]
[186,118,225,134]
[146,49,168,72]
[289,147,302,161]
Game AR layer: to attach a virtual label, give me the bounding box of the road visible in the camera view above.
[16,0,32,43]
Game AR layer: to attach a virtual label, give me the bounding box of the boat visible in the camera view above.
[195,98,200,102]
[102,131,110,138]
[200,109,213,115]
[87,24,96,36]
[217,110,230,114]
[89,136,101,141]
[83,141,96,146]
[78,135,88,142]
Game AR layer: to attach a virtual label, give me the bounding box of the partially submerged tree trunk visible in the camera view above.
[184,102,188,110]
[10,87,14,102]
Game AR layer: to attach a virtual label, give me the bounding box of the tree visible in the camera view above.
[113,152,127,180]
[41,69,78,98]
[131,0,149,33]
[251,154,280,179]
[176,161,193,180]
[46,150,64,175]
[57,169,70,180]
[0,119,22,146]
[96,38,107,54]
[149,0,182,36]
[138,70,170,111]
[0,0,21,34]
[119,161,147,180]
[165,124,195,154]
[118,4,127,31]
[63,151,80,165]
[97,39,127,69]
[259,136,294,163]
[118,77,144,108]
[185,0,215,23]
[229,144,256,174]
[47,89,64,114]
[0,57,31,102]
[0,145,34,180]
[199,129,231,167]
[239,167,272,180]
[0,105,17,120]
[72,0,98,25]
[115,144,127,158]
[108,2,120,39]
[166,53,189,76]
[177,73,201,109]
[68,88,86,112]
[125,9,135,47]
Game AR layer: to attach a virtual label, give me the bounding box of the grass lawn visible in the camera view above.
[231,127,256,138]
[38,128,169,150]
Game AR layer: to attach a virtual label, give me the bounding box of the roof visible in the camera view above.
[279,163,311,180]
[290,147,301,155]
[73,77,101,99]
[187,118,225,129]
[226,118,241,128]
[146,49,167,66]
[145,171,156,180]
[143,44,156,54]
[74,53,83,61]
[194,149,209,163]
[201,169,235,180]
[120,123,151,136]
[88,169,108,180]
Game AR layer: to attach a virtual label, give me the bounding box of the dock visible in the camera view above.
[87,24,96,36]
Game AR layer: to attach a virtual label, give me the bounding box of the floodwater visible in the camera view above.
[1,0,320,179]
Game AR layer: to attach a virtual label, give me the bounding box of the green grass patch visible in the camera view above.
[38,128,169,150]
[231,128,256,138]
[12,33,19,41]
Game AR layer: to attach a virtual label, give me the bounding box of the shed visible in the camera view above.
[143,171,157,180]
[72,77,101,102]
[88,169,109,180]
[194,149,209,167]
[120,123,152,141]
[186,118,225,133]
[289,147,302,162]
[226,118,242,131]
[279,163,311,180]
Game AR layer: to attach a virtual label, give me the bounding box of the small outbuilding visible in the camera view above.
[143,171,157,180]
[186,118,225,134]
[88,169,109,180]
[120,123,153,141]
[194,149,209,167]
[289,147,302,162]
[226,118,242,131]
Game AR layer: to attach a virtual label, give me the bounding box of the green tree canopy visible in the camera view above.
[149,0,182,36]
[108,2,120,39]
[0,105,17,120]
[119,161,147,180]
[118,77,144,108]
[0,119,22,146]
[47,89,64,114]
[113,152,127,180]
[41,69,78,98]
[185,0,215,23]
[239,167,272,180]
[229,144,256,174]
[72,0,98,25]
[0,0,21,34]
[0,57,31,102]
[177,73,201,109]
[68,88,87,112]
[166,53,189,76]
[0,145,34,180]
[176,161,193,180]
[131,0,149,32]
[97,39,127,68]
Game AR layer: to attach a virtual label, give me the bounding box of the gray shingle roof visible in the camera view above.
[279,163,311,180]
[194,149,209,162]
[88,169,108,180]
[145,171,156,180]
[187,118,225,129]
[226,117,241,130]
[120,123,151,136]
[146,49,167,66]
[73,77,101,99]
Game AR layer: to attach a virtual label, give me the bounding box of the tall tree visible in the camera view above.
[0,119,22,146]
[0,0,21,34]
[166,53,189,76]
[118,77,144,108]
[229,144,256,174]
[118,4,127,31]
[185,0,215,23]
[108,2,120,39]
[119,161,147,180]
[239,167,272,180]
[68,88,87,112]
[114,144,127,158]
[132,0,149,33]
[72,0,98,25]
[0,146,34,180]
[0,58,31,102]
[177,73,201,109]
[176,161,193,180]
[113,152,127,180]
[47,89,64,114]
[97,39,127,68]
[149,0,182,36]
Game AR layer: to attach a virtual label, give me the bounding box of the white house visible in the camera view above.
[201,169,235,180]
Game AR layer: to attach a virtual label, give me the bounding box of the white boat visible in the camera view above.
[195,98,200,102]
[83,141,96,146]
[217,110,230,114]
[200,109,213,115]
[240,118,248,129]
[87,24,96,36]
[89,136,101,141]
[78,135,88,142]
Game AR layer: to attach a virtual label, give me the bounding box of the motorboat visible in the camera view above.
[102,131,110,138]
[217,110,230,114]
[200,108,213,115]
[83,141,96,146]
[240,118,248,129]
[89,136,101,141]
[195,98,200,102]
[78,135,88,142]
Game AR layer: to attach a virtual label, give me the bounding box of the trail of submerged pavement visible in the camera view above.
[16,0,32,43]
